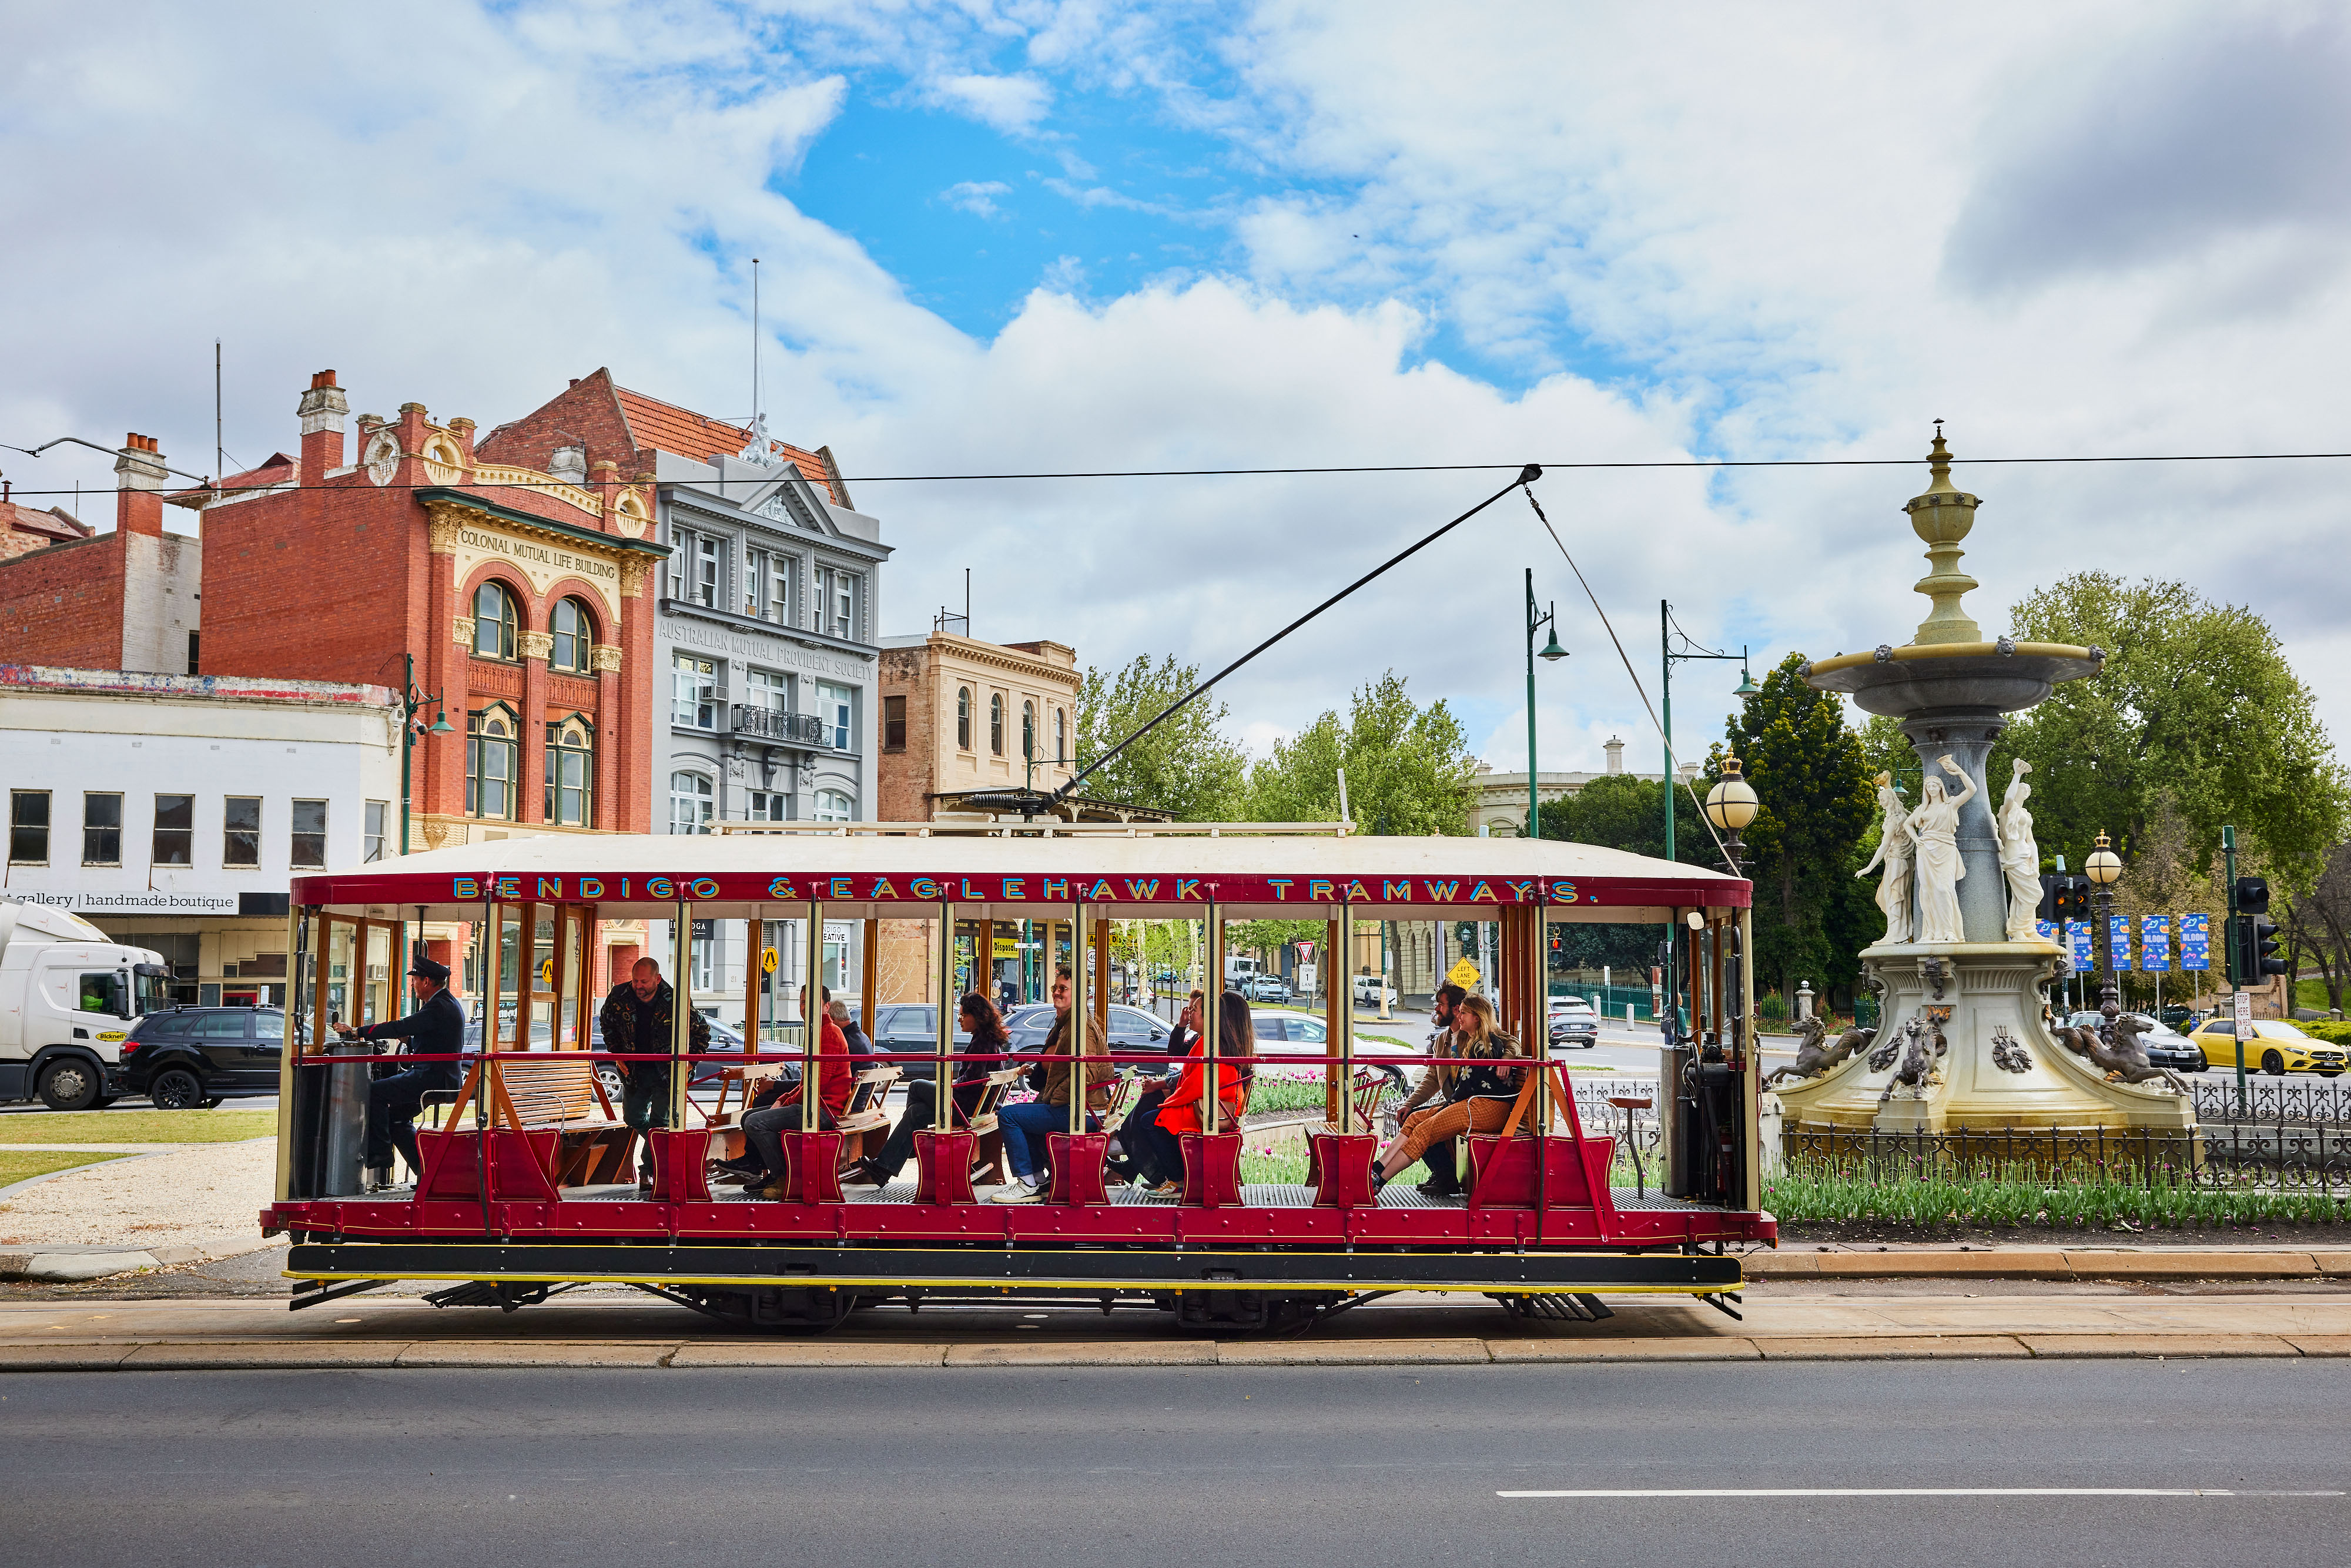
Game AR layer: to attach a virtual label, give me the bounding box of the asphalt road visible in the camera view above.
[5,1360,2344,1566]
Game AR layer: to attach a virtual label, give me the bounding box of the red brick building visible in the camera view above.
[0,436,199,674]
[179,370,673,850]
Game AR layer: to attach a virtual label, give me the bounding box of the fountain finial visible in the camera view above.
[1903,421,1982,645]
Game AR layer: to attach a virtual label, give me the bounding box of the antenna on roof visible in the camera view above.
[751,258,762,454]
[214,340,223,491]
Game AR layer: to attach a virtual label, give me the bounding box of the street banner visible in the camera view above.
[2068,921,2092,967]
[2181,913,2211,971]
[2035,919,2057,944]
[2141,914,2171,972]
[2109,913,2133,971]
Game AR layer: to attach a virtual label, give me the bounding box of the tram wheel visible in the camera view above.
[686,1284,859,1334]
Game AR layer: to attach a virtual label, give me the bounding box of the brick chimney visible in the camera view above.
[113,433,167,536]
[296,370,349,483]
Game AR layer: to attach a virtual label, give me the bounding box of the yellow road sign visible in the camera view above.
[761,947,779,976]
[537,957,554,988]
[1446,957,1482,990]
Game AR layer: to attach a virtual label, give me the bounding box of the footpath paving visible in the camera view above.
[8,1275,2351,1371]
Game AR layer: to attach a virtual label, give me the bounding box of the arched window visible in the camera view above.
[956,688,973,751]
[549,598,594,674]
[1054,708,1066,764]
[544,716,594,826]
[813,789,855,823]
[1022,701,1036,762]
[466,704,518,819]
[989,694,1004,756]
[669,771,713,836]
[473,582,518,660]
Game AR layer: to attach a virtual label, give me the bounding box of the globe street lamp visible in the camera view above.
[1703,755,1760,877]
[2084,830,2124,1017]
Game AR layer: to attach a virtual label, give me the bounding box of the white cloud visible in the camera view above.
[923,71,1052,134]
[942,179,1012,218]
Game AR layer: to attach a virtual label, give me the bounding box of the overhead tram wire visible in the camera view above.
[1038,465,1545,814]
[2,446,2350,501]
[1520,483,1736,872]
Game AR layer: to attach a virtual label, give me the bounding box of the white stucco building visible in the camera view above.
[0,665,403,1011]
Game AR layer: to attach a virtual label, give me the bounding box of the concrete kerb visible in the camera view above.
[0,1332,2339,1371]
[0,1234,286,1282]
[1746,1248,2351,1281]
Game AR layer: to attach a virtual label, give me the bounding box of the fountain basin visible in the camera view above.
[1806,641,2100,718]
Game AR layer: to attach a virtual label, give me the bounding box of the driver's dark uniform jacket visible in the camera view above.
[354,987,465,1173]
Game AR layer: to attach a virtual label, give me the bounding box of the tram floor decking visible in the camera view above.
[372,1181,1703,1211]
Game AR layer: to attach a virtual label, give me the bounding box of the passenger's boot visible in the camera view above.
[364,1165,393,1192]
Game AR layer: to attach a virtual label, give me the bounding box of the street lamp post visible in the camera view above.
[396,652,454,859]
[2084,830,2124,1022]
[1657,602,1757,1043]
[1523,568,1568,838]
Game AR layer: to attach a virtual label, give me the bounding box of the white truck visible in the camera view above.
[0,899,172,1111]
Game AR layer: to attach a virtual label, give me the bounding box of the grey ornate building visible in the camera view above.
[651,421,890,1028]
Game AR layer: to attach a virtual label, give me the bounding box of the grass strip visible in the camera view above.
[0,1111,276,1145]
[1763,1157,2351,1229]
[0,1148,141,1188]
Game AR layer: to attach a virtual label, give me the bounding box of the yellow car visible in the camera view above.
[2188,1018,2348,1077]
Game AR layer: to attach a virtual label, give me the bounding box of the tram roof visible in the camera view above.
[293,823,1747,922]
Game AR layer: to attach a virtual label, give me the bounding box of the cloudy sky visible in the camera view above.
[5,1,2347,780]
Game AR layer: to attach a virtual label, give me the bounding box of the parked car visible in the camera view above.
[1248,1009,1412,1088]
[1548,997,1600,1051]
[2065,1010,2206,1073]
[1352,974,1398,1009]
[1244,974,1293,1003]
[999,1003,1177,1072]
[2186,1017,2347,1077]
[119,1005,284,1108]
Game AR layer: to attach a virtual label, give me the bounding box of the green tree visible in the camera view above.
[1536,772,1708,865]
[1991,574,2348,892]
[1244,672,1478,835]
[1075,654,1247,821]
[1712,652,1878,1001]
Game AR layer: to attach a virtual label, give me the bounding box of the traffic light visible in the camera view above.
[2235,914,2288,982]
[2236,876,2272,916]
[2035,874,2064,923]
[2049,876,2091,923]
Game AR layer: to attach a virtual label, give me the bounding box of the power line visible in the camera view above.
[0,447,2348,500]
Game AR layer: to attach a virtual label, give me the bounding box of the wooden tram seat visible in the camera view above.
[1304,1067,1392,1205]
[833,1064,900,1167]
[412,1057,632,1201]
[966,1066,1026,1185]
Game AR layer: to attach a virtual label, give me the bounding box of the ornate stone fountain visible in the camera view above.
[1769,431,2193,1134]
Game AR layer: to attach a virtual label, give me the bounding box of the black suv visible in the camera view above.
[120,1006,285,1109]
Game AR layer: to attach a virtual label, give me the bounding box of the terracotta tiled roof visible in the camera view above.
[168,453,296,508]
[612,385,838,503]
[2,501,92,543]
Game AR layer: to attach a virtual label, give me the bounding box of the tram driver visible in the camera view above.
[336,956,464,1193]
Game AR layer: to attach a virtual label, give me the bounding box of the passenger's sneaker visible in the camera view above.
[990,1180,1043,1204]
[752,1179,792,1200]
[1145,1180,1181,1199]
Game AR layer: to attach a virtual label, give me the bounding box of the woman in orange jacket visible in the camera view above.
[1142,993,1253,1196]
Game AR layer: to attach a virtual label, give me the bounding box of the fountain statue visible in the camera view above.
[1854,773,1914,944]
[1767,428,2193,1135]
[1995,759,2042,942]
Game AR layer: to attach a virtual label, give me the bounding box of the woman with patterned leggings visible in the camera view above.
[1369,994,1524,1191]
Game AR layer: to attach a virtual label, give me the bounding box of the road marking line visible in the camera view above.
[1496,1488,2345,1499]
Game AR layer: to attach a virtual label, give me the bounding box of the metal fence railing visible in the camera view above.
[2189,1077,2351,1125]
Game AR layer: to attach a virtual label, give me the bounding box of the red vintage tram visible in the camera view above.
[267,820,1771,1331]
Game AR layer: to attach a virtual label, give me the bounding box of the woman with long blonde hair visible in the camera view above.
[1369,993,1525,1192]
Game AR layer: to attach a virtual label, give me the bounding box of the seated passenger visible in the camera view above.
[832,997,874,1058]
[846,992,1008,1189]
[733,985,852,1199]
[1392,983,1466,1196]
[991,968,1113,1204]
[1107,989,1202,1194]
[1369,994,1524,1192]
[1140,994,1251,1198]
